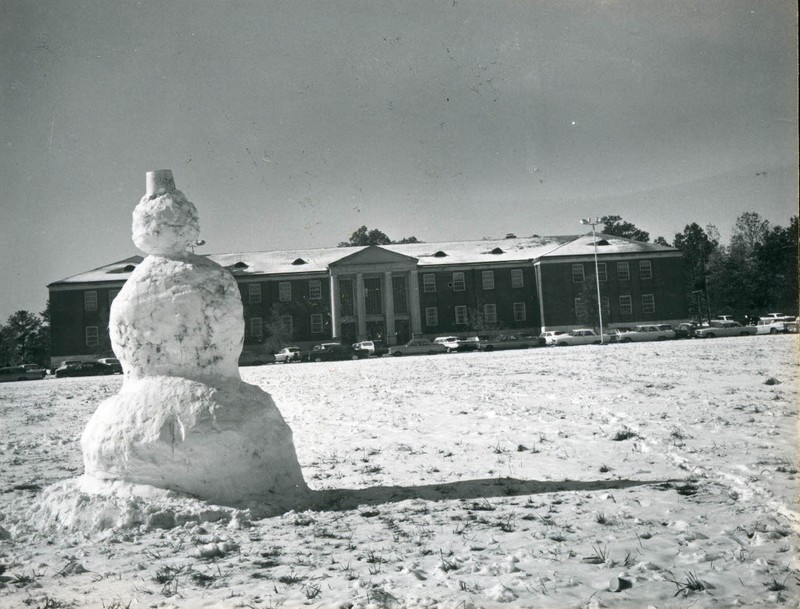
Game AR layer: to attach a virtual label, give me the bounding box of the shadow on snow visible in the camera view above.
[297,477,679,514]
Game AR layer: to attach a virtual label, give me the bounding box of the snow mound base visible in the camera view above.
[24,475,254,536]
[82,376,309,508]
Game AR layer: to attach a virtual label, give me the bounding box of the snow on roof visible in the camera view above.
[49,234,678,285]
[48,256,144,286]
[540,233,680,258]
[380,235,573,264]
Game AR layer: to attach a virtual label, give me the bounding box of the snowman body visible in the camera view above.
[81,172,308,508]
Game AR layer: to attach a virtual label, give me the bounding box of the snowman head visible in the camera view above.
[132,170,200,256]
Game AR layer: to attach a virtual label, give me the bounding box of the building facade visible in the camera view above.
[47,234,689,366]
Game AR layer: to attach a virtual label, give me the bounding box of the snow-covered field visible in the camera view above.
[0,335,797,608]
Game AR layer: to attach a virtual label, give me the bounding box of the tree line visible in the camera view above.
[1,212,795,366]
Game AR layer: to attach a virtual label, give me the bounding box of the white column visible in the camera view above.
[355,273,367,340]
[409,269,422,337]
[329,273,339,339]
[383,271,395,345]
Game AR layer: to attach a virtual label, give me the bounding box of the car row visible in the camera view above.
[234,312,800,367]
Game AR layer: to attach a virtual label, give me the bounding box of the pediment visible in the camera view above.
[330,245,418,268]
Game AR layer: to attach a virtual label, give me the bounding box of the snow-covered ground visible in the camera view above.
[0,335,797,608]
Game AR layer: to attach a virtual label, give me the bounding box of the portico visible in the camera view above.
[328,246,421,345]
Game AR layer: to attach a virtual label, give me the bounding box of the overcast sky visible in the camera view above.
[1,0,797,322]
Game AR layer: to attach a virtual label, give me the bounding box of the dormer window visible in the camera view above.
[491,247,504,254]
[107,263,138,274]
[433,250,447,258]
[233,261,249,269]
[292,258,307,265]
[593,239,610,246]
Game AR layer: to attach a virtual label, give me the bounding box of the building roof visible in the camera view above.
[539,233,680,259]
[49,234,678,286]
[49,255,144,286]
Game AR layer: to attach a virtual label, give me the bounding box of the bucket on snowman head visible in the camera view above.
[145,170,176,197]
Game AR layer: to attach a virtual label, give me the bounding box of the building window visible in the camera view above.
[454,305,467,325]
[279,282,292,302]
[364,277,383,315]
[452,272,465,292]
[250,317,263,339]
[617,262,630,281]
[248,284,262,304]
[642,294,656,314]
[571,264,585,283]
[423,274,436,293]
[597,263,607,282]
[85,326,99,347]
[339,279,355,316]
[484,303,497,324]
[513,302,526,321]
[392,276,408,314]
[108,289,120,307]
[511,269,524,288]
[574,298,586,319]
[425,307,439,326]
[310,313,323,334]
[84,291,98,312]
[308,280,322,300]
[281,315,294,336]
[601,296,610,316]
[482,271,495,290]
[619,295,633,315]
[639,260,652,280]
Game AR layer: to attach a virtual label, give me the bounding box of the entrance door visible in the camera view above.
[366,320,385,341]
[340,322,357,345]
[394,319,410,345]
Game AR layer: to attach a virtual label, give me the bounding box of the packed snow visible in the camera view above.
[0,335,797,608]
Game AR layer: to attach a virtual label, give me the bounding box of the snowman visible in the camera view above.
[80,170,308,508]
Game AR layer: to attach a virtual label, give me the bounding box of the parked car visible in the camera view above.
[540,331,567,346]
[96,357,123,373]
[54,360,82,376]
[673,322,697,339]
[481,334,545,351]
[694,321,757,338]
[433,336,462,352]
[352,340,389,356]
[617,324,676,343]
[0,365,46,382]
[455,336,483,351]
[274,347,301,363]
[238,350,275,366]
[760,313,795,322]
[445,336,483,352]
[55,361,117,378]
[307,343,369,362]
[755,319,789,335]
[553,329,616,346]
[391,338,448,356]
[21,363,48,377]
[787,318,799,333]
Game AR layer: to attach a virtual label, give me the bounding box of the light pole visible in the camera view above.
[580,217,604,344]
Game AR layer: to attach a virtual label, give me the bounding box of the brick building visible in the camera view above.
[47,234,688,366]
